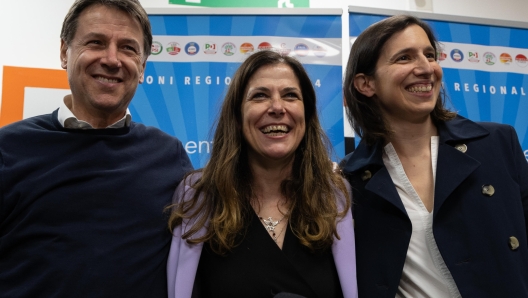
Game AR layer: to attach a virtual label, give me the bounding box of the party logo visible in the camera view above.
[276,43,291,56]
[204,42,217,54]
[438,50,447,61]
[515,54,527,67]
[258,42,273,51]
[240,42,254,55]
[185,42,199,56]
[151,41,163,55]
[166,42,180,56]
[499,53,512,64]
[468,52,479,63]
[483,52,496,65]
[313,45,326,58]
[450,49,463,62]
[294,43,309,57]
[221,42,236,56]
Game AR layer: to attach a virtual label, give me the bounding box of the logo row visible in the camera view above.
[441,49,528,67]
[151,41,328,58]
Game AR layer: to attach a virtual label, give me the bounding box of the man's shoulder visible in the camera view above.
[130,121,182,143]
[0,113,55,137]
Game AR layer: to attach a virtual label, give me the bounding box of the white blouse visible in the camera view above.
[383,137,461,298]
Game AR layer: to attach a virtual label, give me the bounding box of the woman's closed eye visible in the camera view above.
[283,92,301,101]
[251,92,269,101]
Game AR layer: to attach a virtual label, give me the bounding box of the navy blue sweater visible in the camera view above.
[0,110,193,298]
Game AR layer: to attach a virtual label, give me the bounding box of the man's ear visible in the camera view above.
[60,39,68,70]
[353,73,375,97]
[138,60,146,84]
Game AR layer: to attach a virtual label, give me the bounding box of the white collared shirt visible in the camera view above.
[383,136,461,298]
[57,99,131,129]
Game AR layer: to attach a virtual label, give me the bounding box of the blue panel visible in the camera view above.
[231,16,257,36]
[298,15,341,38]
[349,14,386,36]
[187,16,210,35]
[429,20,452,42]
[510,28,528,48]
[469,24,490,46]
[149,16,167,35]
[161,16,189,35]
[210,16,234,36]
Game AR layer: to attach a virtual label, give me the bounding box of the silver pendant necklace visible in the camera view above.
[259,214,287,242]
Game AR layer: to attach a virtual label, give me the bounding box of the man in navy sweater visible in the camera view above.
[0,0,193,297]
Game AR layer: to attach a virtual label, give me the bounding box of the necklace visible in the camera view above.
[259,213,288,242]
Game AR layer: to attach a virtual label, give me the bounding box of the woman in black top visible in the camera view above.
[167,50,357,298]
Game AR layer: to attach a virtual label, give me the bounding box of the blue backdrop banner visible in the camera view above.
[131,13,343,168]
[349,11,528,162]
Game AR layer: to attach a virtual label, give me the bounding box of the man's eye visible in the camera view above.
[124,45,137,52]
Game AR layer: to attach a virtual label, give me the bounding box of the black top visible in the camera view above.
[193,211,343,298]
[0,110,193,298]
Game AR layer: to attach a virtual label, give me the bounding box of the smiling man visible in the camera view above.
[0,1,192,297]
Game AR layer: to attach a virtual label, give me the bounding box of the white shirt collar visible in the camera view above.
[57,98,132,129]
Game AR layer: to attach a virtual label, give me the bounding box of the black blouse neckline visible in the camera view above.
[192,210,343,298]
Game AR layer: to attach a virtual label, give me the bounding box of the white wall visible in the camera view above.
[1,0,527,109]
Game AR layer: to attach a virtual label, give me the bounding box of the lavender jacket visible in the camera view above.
[167,173,358,298]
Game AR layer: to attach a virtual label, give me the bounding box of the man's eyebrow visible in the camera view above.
[81,32,141,47]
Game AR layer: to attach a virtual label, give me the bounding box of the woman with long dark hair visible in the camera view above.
[168,50,357,298]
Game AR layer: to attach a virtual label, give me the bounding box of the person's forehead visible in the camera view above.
[382,25,432,50]
[73,4,144,44]
[77,4,141,29]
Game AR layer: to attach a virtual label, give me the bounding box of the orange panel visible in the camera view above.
[1,66,69,127]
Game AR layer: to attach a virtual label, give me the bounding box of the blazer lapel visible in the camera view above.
[343,140,407,216]
[433,143,480,216]
[366,167,407,215]
[433,116,489,216]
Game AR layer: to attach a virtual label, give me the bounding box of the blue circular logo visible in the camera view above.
[450,49,464,62]
[294,43,309,57]
[185,42,200,56]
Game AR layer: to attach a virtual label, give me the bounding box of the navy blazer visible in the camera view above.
[341,116,528,297]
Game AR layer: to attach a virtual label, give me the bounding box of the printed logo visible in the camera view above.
[468,52,479,63]
[313,45,327,58]
[438,51,447,61]
[166,42,180,56]
[204,42,217,54]
[499,53,512,64]
[185,42,199,56]
[151,41,163,55]
[515,54,527,67]
[240,42,254,55]
[276,43,291,56]
[450,49,463,62]
[258,42,273,51]
[483,52,496,65]
[222,42,236,56]
[294,43,309,57]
